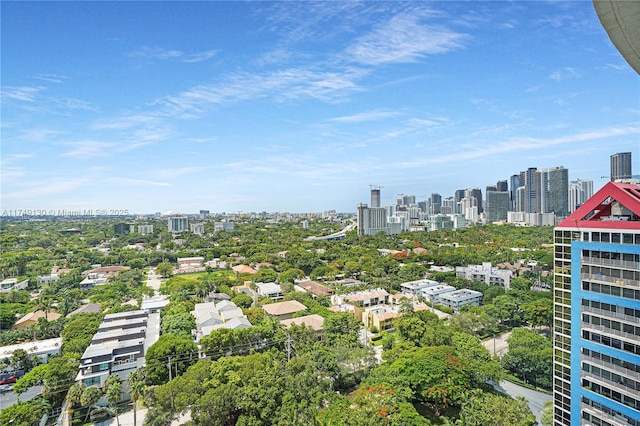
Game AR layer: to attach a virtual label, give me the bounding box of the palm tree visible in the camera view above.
[127,368,146,426]
[65,382,85,421]
[105,376,123,426]
[80,386,102,423]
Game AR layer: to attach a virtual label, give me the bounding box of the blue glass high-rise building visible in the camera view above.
[553,182,640,426]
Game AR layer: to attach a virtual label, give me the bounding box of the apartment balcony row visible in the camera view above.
[582,355,640,383]
[582,305,640,326]
[581,273,640,289]
[581,402,633,426]
[582,322,639,345]
[582,370,640,403]
[582,256,640,271]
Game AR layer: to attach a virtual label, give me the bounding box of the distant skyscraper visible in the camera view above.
[429,193,442,215]
[553,181,640,426]
[370,185,382,208]
[496,180,508,192]
[611,152,632,181]
[441,197,456,215]
[485,190,510,222]
[467,188,483,213]
[455,189,466,214]
[547,166,569,217]
[402,194,416,206]
[568,179,594,213]
[168,216,188,234]
[357,203,388,236]
[510,174,521,210]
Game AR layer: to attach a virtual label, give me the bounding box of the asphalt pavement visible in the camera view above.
[0,384,43,410]
[494,380,552,424]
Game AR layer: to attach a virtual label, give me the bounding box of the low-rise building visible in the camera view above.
[232,264,257,275]
[436,289,483,312]
[13,310,62,331]
[418,284,457,304]
[455,262,512,289]
[363,302,430,331]
[331,288,389,308]
[295,280,335,298]
[192,301,251,339]
[76,310,160,391]
[262,300,307,321]
[400,279,440,295]
[0,278,29,293]
[280,314,324,340]
[79,272,109,290]
[66,303,102,318]
[255,282,283,300]
[140,295,170,313]
[0,337,62,364]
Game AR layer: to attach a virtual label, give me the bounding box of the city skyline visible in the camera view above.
[2,1,639,214]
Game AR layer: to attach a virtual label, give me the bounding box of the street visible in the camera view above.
[0,384,43,410]
[494,380,552,424]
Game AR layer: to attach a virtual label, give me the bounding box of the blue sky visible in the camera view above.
[2,1,639,214]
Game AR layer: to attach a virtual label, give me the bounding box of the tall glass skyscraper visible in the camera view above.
[611,152,633,181]
[553,181,640,426]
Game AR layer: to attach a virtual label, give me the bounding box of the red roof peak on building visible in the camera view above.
[558,181,640,229]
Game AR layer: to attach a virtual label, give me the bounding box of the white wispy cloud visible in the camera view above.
[155,67,366,117]
[345,11,468,65]
[550,67,580,81]
[130,46,183,60]
[61,141,116,158]
[1,86,45,102]
[130,46,217,63]
[2,179,88,200]
[109,177,171,187]
[330,110,400,123]
[183,50,218,63]
[397,125,639,168]
[32,73,67,83]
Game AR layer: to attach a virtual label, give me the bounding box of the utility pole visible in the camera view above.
[286,333,292,362]
[167,355,174,411]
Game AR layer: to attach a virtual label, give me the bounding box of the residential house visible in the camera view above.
[192,301,251,340]
[280,314,324,340]
[66,303,102,318]
[331,288,389,308]
[0,278,29,293]
[255,282,283,301]
[262,300,307,321]
[232,264,257,275]
[295,280,335,298]
[363,302,430,331]
[13,310,62,331]
[79,273,109,290]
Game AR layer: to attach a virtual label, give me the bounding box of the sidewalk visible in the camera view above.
[94,408,148,426]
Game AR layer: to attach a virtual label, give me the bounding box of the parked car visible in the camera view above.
[0,384,13,393]
[0,375,17,385]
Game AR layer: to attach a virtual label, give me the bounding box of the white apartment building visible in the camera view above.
[436,289,483,312]
[455,262,512,289]
[76,310,160,391]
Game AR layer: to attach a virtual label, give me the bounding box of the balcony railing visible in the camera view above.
[581,273,639,288]
[582,370,640,400]
[582,305,640,326]
[582,355,640,383]
[582,256,640,271]
[582,322,639,343]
